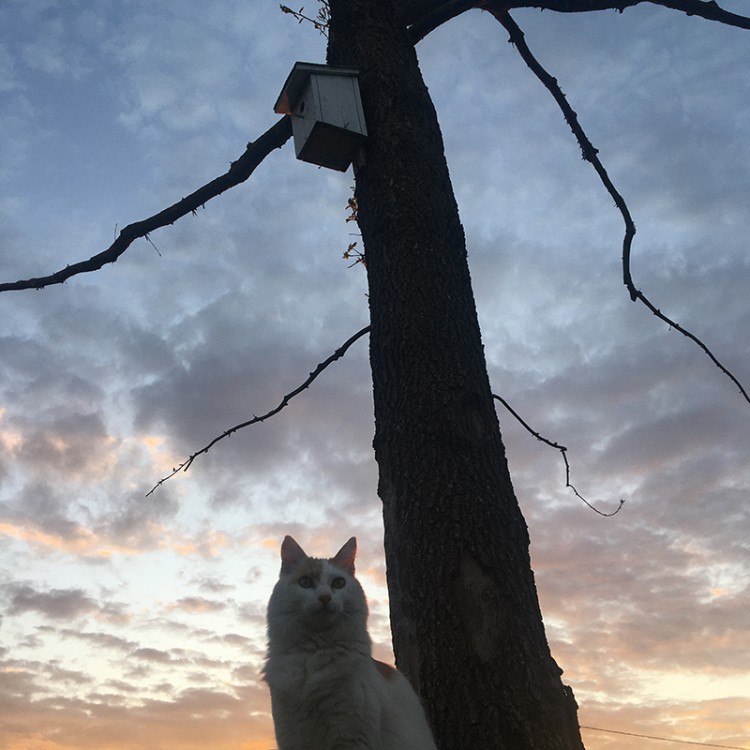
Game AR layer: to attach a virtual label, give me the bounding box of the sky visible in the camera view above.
[0,1,749,749]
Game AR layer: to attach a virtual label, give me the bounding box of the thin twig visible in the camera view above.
[146,325,371,496]
[0,116,293,293]
[490,6,750,406]
[144,234,162,257]
[493,394,624,516]
[280,3,330,36]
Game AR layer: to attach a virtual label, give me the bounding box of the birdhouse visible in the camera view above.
[274,62,367,172]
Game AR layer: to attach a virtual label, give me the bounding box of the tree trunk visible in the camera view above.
[328,2,585,748]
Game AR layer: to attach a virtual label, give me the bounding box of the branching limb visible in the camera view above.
[146,324,371,496]
[147,316,621,516]
[490,6,750,406]
[0,116,293,293]
[406,0,749,45]
[506,0,750,30]
[494,393,625,516]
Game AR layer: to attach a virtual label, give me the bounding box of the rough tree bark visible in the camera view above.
[328,2,585,748]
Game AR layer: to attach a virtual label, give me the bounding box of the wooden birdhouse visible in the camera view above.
[274,62,367,172]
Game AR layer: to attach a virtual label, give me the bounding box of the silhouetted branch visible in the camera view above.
[406,0,749,45]
[0,116,293,293]
[493,393,624,516]
[147,324,371,496]
[148,318,623,516]
[506,0,750,30]
[491,6,750,406]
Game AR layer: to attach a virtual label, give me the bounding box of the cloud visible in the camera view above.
[170,597,227,614]
[132,647,172,664]
[19,9,96,80]
[7,584,99,620]
[0,673,275,750]
[13,412,116,480]
[195,577,236,594]
[5,583,129,624]
[55,628,137,652]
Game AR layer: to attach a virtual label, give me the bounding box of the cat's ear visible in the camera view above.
[331,537,357,575]
[280,536,307,574]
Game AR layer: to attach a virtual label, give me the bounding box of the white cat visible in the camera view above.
[264,535,438,750]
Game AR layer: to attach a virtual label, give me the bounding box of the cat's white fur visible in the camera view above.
[264,536,438,750]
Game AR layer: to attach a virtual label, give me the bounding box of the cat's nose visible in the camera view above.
[319,593,331,605]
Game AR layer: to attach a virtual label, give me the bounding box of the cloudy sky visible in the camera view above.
[1,1,749,749]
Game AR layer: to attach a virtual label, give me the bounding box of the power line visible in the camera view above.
[580,725,748,749]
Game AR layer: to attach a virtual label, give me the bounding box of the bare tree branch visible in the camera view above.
[506,0,750,30]
[146,324,371,496]
[490,5,750,406]
[0,116,293,293]
[407,0,749,46]
[493,393,625,516]
[146,316,621,516]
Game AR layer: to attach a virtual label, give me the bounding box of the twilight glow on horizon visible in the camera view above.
[0,2,749,749]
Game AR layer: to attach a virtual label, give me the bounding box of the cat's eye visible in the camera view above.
[298,576,314,589]
[331,577,346,590]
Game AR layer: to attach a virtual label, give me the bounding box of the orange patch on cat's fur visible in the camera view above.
[373,659,399,682]
[290,558,324,582]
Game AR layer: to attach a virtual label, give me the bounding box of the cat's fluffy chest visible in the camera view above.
[266,642,375,703]
[266,648,386,746]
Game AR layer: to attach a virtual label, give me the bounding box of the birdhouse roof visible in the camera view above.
[273,62,361,115]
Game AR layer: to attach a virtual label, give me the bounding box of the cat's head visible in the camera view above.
[267,536,368,636]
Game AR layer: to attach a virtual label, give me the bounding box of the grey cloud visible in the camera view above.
[0,479,180,559]
[105,678,140,694]
[57,628,137,652]
[0,660,38,698]
[44,662,92,686]
[5,583,129,624]
[7,584,99,620]
[0,336,105,414]
[528,500,750,686]
[98,488,180,550]
[195,577,235,594]
[19,10,96,80]
[0,483,83,540]
[14,412,111,479]
[131,647,172,664]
